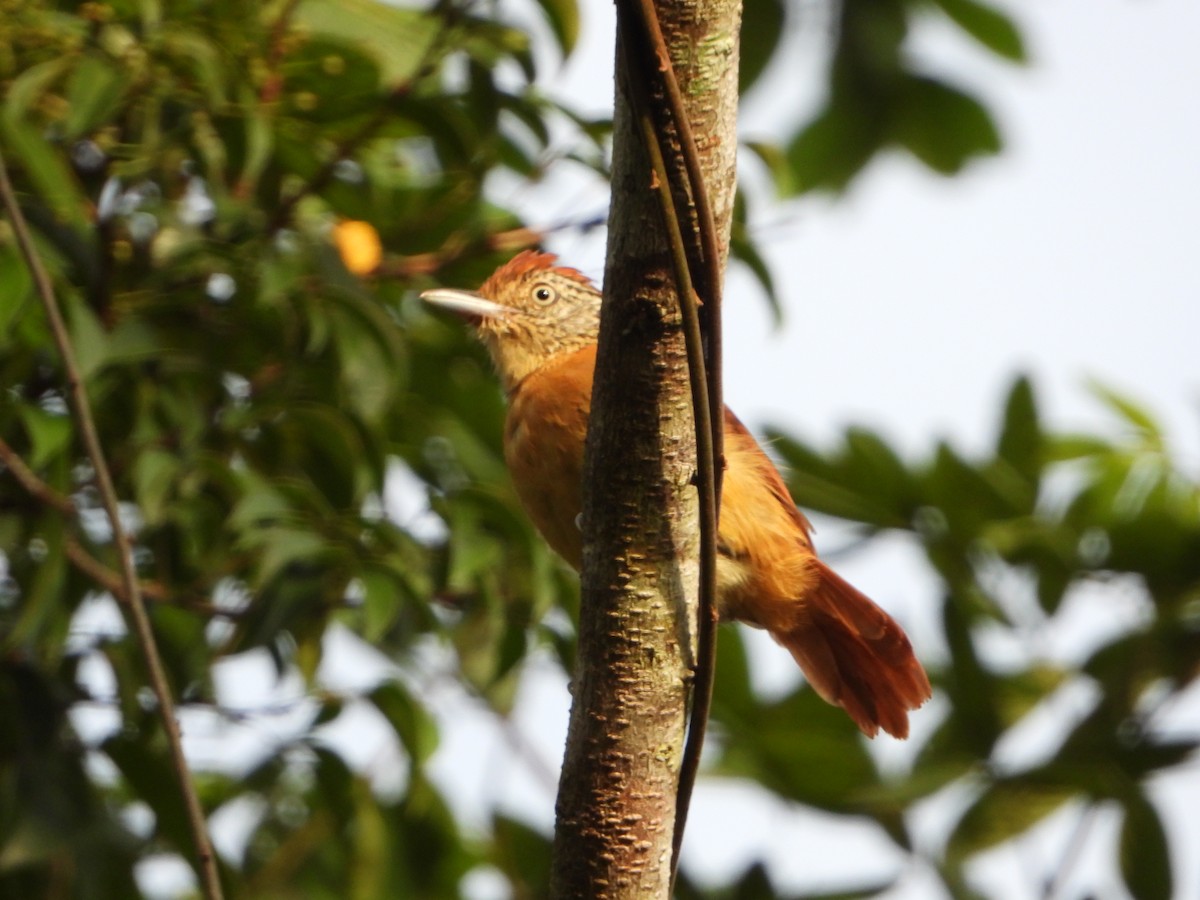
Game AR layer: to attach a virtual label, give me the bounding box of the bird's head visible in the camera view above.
[420,250,601,392]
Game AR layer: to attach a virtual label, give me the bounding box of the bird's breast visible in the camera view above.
[501,348,819,638]
[503,347,597,570]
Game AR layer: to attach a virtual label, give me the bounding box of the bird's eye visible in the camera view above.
[532,284,557,305]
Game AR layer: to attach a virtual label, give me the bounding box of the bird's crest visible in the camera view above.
[480,250,594,299]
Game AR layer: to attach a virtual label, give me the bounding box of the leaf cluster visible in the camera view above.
[734,378,1197,899]
[741,0,1022,193]
[1,1,589,895]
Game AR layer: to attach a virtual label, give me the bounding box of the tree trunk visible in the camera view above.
[549,0,741,895]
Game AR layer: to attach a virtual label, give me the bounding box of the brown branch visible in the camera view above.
[0,436,231,613]
[0,151,225,900]
[259,0,302,106]
[0,435,76,514]
[375,225,543,279]
[62,538,173,604]
[375,213,606,280]
[67,539,229,616]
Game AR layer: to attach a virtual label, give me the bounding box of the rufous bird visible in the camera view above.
[421,251,931,738]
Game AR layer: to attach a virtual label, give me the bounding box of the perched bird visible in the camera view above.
[421,251,931,738]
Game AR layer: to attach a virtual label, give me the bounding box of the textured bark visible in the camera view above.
[549,0,741,895]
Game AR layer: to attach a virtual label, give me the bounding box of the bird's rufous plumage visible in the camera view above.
[421,250,931,738]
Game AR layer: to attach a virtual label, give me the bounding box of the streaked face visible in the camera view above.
[420,254,602,389]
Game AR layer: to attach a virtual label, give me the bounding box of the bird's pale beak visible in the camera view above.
[420,288,509,322]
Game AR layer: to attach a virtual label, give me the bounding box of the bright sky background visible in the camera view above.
[93,1,1199,897]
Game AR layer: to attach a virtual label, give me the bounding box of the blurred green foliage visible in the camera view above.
[764,379,1200,900]
[0,1,1195,899]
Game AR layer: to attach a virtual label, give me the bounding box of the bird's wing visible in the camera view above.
[722,407,815,545]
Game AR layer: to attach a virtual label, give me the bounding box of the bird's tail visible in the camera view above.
[773,560,931,739]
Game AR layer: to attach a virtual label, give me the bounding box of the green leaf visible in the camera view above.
[0,248,36,344]
[993,664,1067,727]
[770,431,909,528]
[711,625,755,709]
[228,474,292,530]
[349,772,389,898]
[740,0,786,95]
[491,815,552,894]
[360,565,404,641]
[18,405,73,471]
[1120,792,1172,900]
[63,54,127,139]
[936,597,1004,756]
[65,296,109,382]
[930,0,1027,62]
[0,120,89,230]
[369,679,439,765]
[946,779,1075,865]
[780,466,892,526]
[1,57,91,227]
[711,636,881,813]
[247,527,331,588]
[785,102,882,195]
[926,442,1013,534]
[2,57,71,119]
[160,25,230,108]
[6,516,69,651]
[843,427,917,524]
[891,76,1001,175]
[533,0,580,58]
[1088,380,1164,439]
[996,375,1041,486]
[1045,433,1114,462]
[133,448,180,526]
[293,0,441,87]
[103,731,196,858]
[730,191,782,325]
[313,693,345,727]
[743,139,795,196]
[279,36,383,122]
[102,318,162,368]
[1034,555,1073,614]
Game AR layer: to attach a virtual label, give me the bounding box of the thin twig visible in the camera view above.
[66,536,229,615]
[0,436,227,612]
[613,0,727,881]
[0,434,76,514]
[375,225,543,278]
[376,210,608,279]
[258,0,302,106]
[0,150,225,900]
